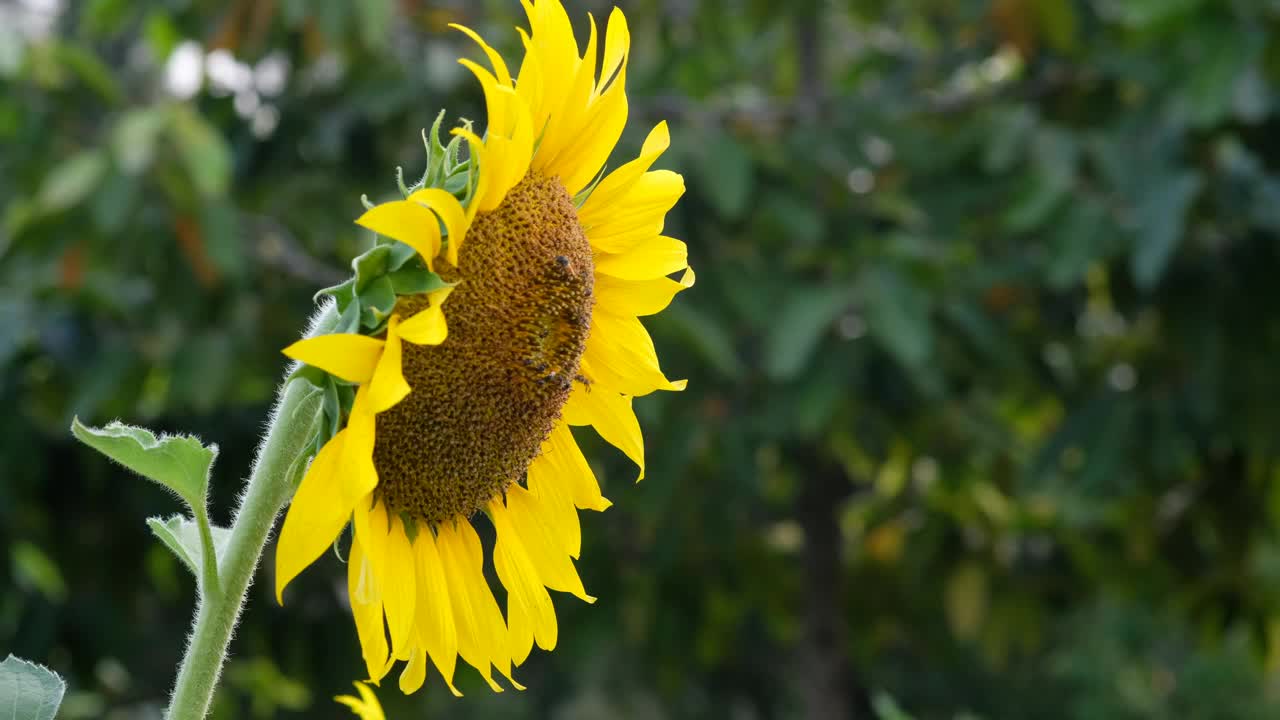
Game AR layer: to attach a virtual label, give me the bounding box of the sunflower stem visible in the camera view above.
[165,304,338,720]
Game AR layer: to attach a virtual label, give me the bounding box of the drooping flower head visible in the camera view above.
[275,0,691,695]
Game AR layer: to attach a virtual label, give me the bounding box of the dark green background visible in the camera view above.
[4,0,1280,718]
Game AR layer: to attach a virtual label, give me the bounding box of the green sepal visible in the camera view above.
[147,514,232,579]
[389,266,452,296]
[71,418,216,513]
[314,276,356,311]
[386,241,420,272]
[335,296,363,334]
[444,170,471,197]
[400,514,420,543]
[422,110,449,187]
[0,655,65,720]
[286,363,329,390]
[321,375,342,444]
[351,244,393,293]
[442,132,465,176]
[358,275,397,329]
[574,163,609,208]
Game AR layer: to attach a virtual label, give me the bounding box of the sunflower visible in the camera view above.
[273,0,691,696]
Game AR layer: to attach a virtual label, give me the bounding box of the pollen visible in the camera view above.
[372,173,594,524]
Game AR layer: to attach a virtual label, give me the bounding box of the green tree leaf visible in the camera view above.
[168,105,232,198]
[147,514,232,579]
[70,417,217,511]
[1130,170,1202,290]
[763,285,853,380]
[0,655,65,720]
[36,149,107,213]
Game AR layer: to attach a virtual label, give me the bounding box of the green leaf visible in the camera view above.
[10,542,67,603]
[111,107,166,175]
[862,268,932,371]
[70,417,217,511]
[169,105,232,197]
[147,514,232,579]
[763,285,854,380]
[0,655,66,720]
[695,133,753,220]
[1130,170,1202,290]
[36,149,107,213]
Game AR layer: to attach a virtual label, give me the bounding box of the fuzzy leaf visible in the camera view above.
[0,655,66,720]
[70,417,217,511]
[147,514,232,578]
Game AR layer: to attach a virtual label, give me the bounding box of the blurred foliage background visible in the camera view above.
[4,0,1280,718]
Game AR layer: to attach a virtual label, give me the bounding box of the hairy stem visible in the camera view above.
[165,304,336,720]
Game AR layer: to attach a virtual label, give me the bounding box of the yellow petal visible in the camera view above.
[339,386,379,506]
[398,648,427,695]
[593,235,688,280]
[490,497,559,660]
[435,520,515,691]
[282,334,385,384]
[382,514,417,660]
[504,485,593,602]
[521,0,579,142]
[275,430,359,603]
[563,382,645,479]
[583,170,684,252]
[367,315,410,414]
[413,529,463,697]
[348,525,390,683]
[542,421,610,511]
[334,682,386,720]
[593,267,694,317]
[581,310,685,396]
[598,8,630,94]
[355,200,443,269]
[452,128,492,229]
[449,23,513,87]
[526,445,582,558]
[578,122,670,224]
[396,286,453,345]
[407,189,468,264]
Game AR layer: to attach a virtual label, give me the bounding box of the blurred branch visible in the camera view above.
[244,214,347,287]
[796,454,856,720]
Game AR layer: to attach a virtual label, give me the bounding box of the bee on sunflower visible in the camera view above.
[275,0,691,695]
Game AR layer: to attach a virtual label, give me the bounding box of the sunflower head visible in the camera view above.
[276,0,693,697]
